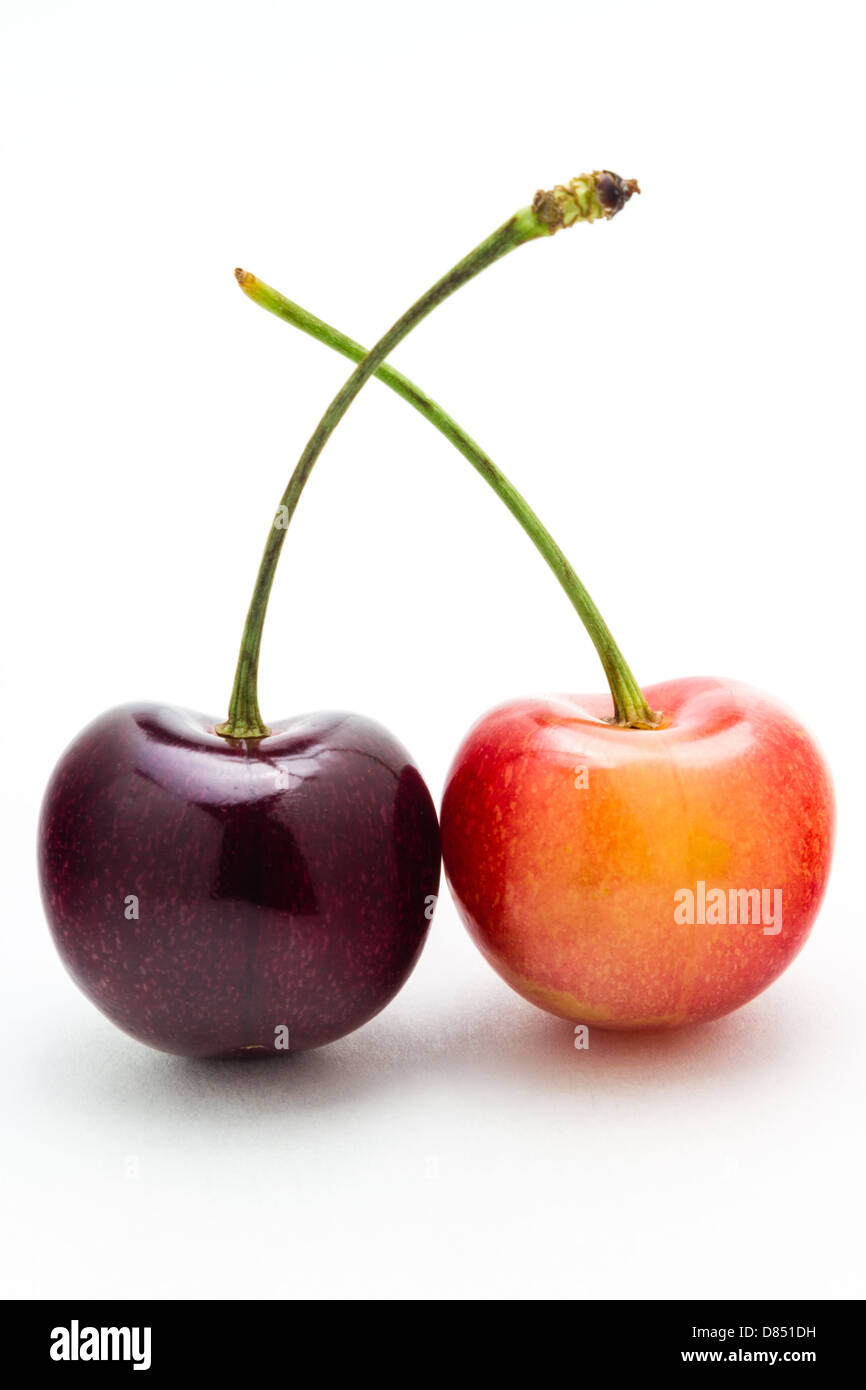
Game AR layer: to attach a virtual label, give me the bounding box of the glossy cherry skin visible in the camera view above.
[39,704,440,1057]
[441,677,835,1029]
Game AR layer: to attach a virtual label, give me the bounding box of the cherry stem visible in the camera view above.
[234,274,660,730]
[217,171,660,739]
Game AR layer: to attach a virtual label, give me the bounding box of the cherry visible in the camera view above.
[38,170,644,1053]
[236,175,834,1029]
[40,706,439,1056]
[441,679,834,1028]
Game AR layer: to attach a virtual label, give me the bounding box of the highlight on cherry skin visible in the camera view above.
[441,677,835,1030]
[38,705,440,1058]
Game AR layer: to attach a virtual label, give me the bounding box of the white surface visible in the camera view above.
[2,0,864,1300]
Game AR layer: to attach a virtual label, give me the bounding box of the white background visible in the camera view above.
[2,0,864,1300]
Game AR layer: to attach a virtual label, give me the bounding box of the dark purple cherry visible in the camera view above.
[39,704,439,1057]
[37,173,637,1057]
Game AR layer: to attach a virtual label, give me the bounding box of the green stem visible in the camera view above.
[217,171,659,738]
[235,274,659,730]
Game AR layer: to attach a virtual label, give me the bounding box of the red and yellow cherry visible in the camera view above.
[441,676,834,1029]
[226,178,834,1034]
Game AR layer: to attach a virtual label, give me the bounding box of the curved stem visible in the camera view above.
[217,171,658,738]
[235,271,661,730]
